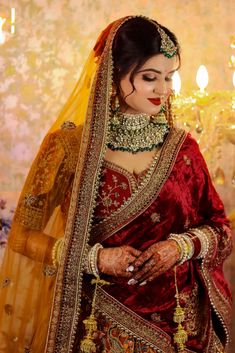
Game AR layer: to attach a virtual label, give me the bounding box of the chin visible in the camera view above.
[144,108,162,115]
[127,106,162,115]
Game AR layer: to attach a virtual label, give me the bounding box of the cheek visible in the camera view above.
[133,81,154,96]
[120,79,134,98]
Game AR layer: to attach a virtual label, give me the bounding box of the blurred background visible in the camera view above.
[0,0,234,349]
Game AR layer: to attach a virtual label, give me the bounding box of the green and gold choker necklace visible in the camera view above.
[107,112,169,154]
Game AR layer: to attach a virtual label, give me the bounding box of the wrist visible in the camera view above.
[168,233,194,265]
[86,243,103,277]
[168,239,181,261]
[97,247,105,272]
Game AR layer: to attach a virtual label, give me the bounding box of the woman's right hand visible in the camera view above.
[97,245,141,277]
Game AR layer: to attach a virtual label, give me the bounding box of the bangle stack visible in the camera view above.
[51,237,64,267]
[168,233,194,265]
[188,228,209,259]
[87,243,103,278]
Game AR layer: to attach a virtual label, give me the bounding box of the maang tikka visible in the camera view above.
[150,18,178,58]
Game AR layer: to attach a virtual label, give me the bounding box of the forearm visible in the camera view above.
[8,227,57,264]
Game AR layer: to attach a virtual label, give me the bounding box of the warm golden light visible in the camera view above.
[172,71,181,95]
[229,55,235,69]
[233,72,235,87]
[0,17,6,44]
[196,65,209,93]
[11,8,15,34]
[230,35,235,49]
[11,8,15,23]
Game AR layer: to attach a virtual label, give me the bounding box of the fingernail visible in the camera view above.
[139,281,147,286]
[126,265,135,272]
[127,278,138,285]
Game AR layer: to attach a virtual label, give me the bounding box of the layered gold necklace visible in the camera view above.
[107,111,169,153]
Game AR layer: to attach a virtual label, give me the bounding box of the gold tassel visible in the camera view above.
[173,266,188,352]
[80,277,110,353]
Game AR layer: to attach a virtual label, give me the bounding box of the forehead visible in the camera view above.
[139,54,179,74]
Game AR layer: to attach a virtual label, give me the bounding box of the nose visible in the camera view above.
[153,80,168,96]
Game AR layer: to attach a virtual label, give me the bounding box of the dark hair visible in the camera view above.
[112,17,181,94]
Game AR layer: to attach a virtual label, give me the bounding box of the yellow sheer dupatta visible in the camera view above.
[0,17,131,353]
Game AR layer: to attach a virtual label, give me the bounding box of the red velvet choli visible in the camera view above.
[92,133,232,350]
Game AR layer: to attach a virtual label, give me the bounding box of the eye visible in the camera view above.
[142,74,157,82]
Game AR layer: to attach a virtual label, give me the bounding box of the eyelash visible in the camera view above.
[142,75,173,82]
[142,75,156,82]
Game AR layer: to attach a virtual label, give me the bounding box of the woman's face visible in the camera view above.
[119,54,179,115]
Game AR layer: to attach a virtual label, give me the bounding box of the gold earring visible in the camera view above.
[165,93,174,128]
[110,86,120,113]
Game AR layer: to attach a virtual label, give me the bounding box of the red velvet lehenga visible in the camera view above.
[78,132,232,353]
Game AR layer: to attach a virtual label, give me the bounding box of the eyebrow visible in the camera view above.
[137,68,178,75]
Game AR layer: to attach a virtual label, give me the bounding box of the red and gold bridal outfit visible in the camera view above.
[81,131,231,353]
[0,16,232,353]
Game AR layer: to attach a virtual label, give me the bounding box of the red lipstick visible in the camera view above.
[148,98,161,106]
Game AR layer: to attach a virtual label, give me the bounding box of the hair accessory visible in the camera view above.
[155,24,178,58]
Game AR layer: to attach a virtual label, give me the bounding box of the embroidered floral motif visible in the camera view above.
[151,313,162,322]
[43,265,57,277]
[23,194,38,206]
[183,155,191,165]
[61,121,77,130]
[150,212,161,223]
[95,287,174,352]
[95,167,130,220]
[179,284,201,337]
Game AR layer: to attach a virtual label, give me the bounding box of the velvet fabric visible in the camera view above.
[93,133,232,351]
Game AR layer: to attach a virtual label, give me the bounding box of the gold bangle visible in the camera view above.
[86,243,103,277]
[51,238,64,267]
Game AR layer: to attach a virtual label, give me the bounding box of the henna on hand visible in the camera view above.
[131,240,181,284]
[97,245,141,278]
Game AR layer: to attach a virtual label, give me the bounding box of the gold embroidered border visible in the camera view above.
[45,17,135,353]
[92,128,186,243]
[205,318,225,353]
[96,287,174,353]
[200,226,232,351]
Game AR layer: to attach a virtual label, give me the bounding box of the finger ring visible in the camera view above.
[139,280,147,286]
[127,278,138,285]
[126,265,134,272]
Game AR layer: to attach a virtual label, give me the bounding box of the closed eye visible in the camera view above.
[142,74,157,82]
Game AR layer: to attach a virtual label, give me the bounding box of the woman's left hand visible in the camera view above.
[130,240,181,285]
